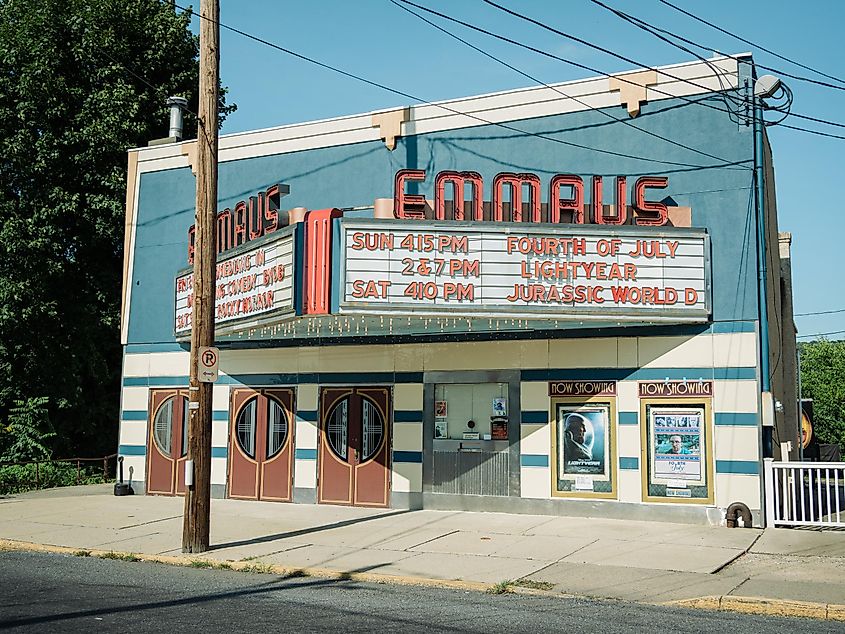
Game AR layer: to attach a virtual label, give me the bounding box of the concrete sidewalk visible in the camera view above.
[1,485,844,620]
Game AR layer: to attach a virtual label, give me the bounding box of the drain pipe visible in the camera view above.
[752,83,772,459]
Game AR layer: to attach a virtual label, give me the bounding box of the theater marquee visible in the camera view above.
[339,219,710,322]
[175,227,296,335]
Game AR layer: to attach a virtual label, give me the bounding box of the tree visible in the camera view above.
[799,339,845,448]
[0,0,234,456]
[0,397,54,462]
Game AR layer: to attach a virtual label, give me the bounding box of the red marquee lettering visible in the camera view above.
[492,172,541,222]
[435,170,483,221]
[549,174,584,224]
[634,176,669,226]
[394,169,427,219]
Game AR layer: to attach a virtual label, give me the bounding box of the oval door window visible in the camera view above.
[361,397,384,461]
[266,397,289,458]
[325,396,384,462]
[326,398,348,460]
[152,396,188,458]
[235,396,289,460]
[236,398,257,459]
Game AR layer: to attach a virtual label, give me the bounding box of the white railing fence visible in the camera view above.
[764,458,845,528]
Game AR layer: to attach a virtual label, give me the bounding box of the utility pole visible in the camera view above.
[183,0,219,553]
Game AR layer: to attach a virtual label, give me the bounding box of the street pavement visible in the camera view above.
[4,550,844,633]
[0,484,843,620]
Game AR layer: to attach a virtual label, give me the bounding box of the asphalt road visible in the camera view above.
[0,550,840,633]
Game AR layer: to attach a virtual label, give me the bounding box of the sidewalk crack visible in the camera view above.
[711,531,764,575]
[118,515,182,530]
[725,575,752,596]
[559,538,599,561]
[403,529,459,551]
[523,537,600,579]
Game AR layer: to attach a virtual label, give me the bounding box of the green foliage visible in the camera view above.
[799,339,845,447]
[100,551,141,562]
[511,579,554,591]
[487,580,513,595]
[1,397,54,461]
[0,461,107,494]
[188,559,214,569]
[0,0,234,456]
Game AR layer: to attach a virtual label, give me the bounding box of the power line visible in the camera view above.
[395,0,757,134]
[597,1,845,93]
[389,0,741,166]
[587,1,845,141]
[795,308,845,317]
[480,0,747,114]
[412,0,750,121]
[776,124,845,140]
[172,3,748,171]
[581,0,745,124]
[98,48,217,152]
[657,0,845,88]
[588,0,845,132]
[797,329,845,339]
[479,0,845,141]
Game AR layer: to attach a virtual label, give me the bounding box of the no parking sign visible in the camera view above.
[198,346,219,383]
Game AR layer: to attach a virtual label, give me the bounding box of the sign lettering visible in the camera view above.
[341,220,709,321]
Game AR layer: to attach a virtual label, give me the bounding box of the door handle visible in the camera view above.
[354,448,360,462]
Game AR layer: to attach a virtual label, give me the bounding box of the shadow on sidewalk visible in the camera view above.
[210,509,415,551]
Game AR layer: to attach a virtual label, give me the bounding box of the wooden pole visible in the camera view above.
[183,0,219,554]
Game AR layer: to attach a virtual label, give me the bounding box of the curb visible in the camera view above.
[0,538,491,594]
[666,595,845,621]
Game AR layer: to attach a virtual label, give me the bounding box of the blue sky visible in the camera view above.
[189,1,844,340]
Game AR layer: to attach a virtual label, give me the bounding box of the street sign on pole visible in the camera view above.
[197,346,219,383]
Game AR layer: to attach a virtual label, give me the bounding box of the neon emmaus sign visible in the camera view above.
[394,169,671,226]
[184,170,675,262]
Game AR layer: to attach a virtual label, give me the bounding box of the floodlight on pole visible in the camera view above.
[754,75,782,100]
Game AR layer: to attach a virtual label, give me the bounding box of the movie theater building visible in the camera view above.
[117,54,798,526]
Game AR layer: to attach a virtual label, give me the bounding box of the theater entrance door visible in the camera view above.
[146,389,189,496]
[228,388,295,501]
[318,387,390,507]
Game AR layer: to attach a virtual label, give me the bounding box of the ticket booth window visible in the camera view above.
[433,383,508,440]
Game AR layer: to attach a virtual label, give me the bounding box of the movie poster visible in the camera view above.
[557,405,609,478]
[649,407,706,486]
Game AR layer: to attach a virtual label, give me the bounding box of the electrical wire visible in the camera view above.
[592,0,845,124]
[172,3,749,171]
[589,0,844,133]
[657,0,845,88]
[398,0,748,125]
[585,0,747,124]
[603,2,845,93]
[776,124,845,140]
[795,308,845,317]
[389,0,742,166]
[480,0,845,140]
[97,48,216,152]
[480,0,750,117]
[797,329,845,339]
[396,0,830,145]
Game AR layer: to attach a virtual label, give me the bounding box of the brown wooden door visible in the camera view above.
[318,387,391,507]
[228,388,295,501]
[146,389,189,496]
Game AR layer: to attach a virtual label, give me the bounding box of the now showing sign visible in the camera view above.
[339,219,710,322]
